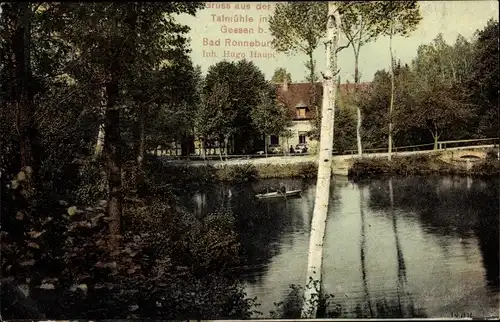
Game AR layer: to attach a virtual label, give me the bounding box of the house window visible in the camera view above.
[270,135,279,145]
[297,108,306,118]
[299,132,307,144]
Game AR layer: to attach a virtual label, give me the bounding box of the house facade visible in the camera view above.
[272,80,322,153]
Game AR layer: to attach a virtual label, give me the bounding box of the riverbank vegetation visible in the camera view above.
[153,161,318,185]
[349,150,500,180]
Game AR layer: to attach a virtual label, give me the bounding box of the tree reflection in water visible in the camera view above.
[359,186,373,317]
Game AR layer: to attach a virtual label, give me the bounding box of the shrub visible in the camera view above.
[73,160,107,206]
[216,164,258,183]
[1,193,258,320]
[472,159,500,176]
[349,153,498,179]
[486,148,499,161]
[297,162,318,179]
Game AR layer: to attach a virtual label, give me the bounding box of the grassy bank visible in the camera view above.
[349,152,500,180]
[216,162,319,181]
[149,159,320,185]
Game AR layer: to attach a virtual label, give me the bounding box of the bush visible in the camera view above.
[486,147,499,161]
[73,160,107,206]
[143,156,217,192]
[297,162,318,179]
[251,162,318,179]
[472,159,500,176]
[349,153,498,179]
[216,164,258,183]
[1,192,258,320]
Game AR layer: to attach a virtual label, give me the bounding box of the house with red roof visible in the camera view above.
[272,78,371,153]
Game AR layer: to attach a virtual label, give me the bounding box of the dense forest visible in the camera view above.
[0,1,498,320]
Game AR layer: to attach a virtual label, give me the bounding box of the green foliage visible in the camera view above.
[333,103,357,153]
[216,164,259,183]
[471,159,500,176]
[199,60,281,154]
[268,1,326,122]
[485,148,498,161]
[339,1,422,154]
[1,197,258,319]
[271,67,293,83]
[73,161,107,206]
[357,20,498,151]
[252,162,318,179]
[297,162,319,179]
[467,19,499,139]
[197,79,235,143]
[251,85,293,152]
[175,210,240,275]
[349,154,499,180]
[0,2,262,319]
[370,1,422,38]
[268,2,327,57]
[269,283,342,319]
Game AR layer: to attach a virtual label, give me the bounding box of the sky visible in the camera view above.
[176,1,499,83]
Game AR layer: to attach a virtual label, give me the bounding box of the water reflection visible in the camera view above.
[359,186,373,317]
[187,176,499,318]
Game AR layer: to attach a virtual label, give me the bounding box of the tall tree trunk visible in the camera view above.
[94,88,107,158]
[388,23,395,161]
[218,137,223,161]
[136,105,145,167]
[13,3,38,173]
[302,3,340,318]
[264,134,268,158]
[354,50,363,156]
[224,135,228,160]
[104,59,123,251]
[308,52,319,132]
[202,138,207,160]
[433,132,439,150]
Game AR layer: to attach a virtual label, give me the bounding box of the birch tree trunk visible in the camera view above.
[354,52,363,156]
[95,123,106,157]
[302,2,340,318]
[94,88,107,158]
[388,20,395,161]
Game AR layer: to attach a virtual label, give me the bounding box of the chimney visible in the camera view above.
[282,74,288,91]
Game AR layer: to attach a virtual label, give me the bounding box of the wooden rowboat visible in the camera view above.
[255,189,302,200]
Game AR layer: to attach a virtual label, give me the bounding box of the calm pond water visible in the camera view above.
[187,176,499,318]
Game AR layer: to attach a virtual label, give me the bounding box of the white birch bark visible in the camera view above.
[388,19,395,161]
[94,123,106,157]
[302,2,340,318]
[94,87,107,158]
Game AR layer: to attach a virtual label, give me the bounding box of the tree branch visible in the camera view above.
[336,39,353,54]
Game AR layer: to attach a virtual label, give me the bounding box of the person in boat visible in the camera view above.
[279,183,286,194]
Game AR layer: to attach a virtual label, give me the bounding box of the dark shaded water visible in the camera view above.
[187,176,499,318]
